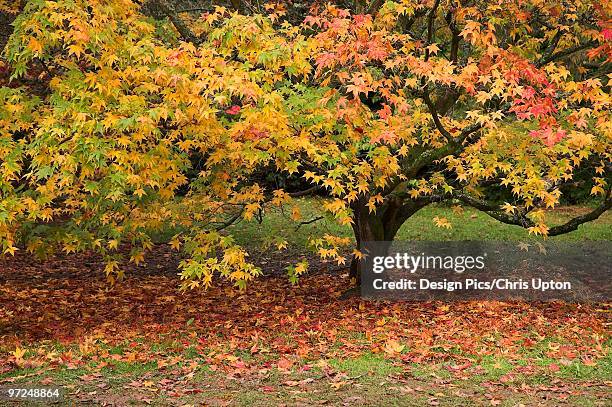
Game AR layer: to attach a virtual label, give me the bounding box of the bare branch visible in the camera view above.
[175,7,210,14]
[367,0,386,14]
[540,29,564,55]
[422,89,454,142]
[548,189,612,235]
[422,88,483,145]
[294,216,324,231]
[400,8,428,34]
[536,40,598,67]
[154,0,200,44]
[424,0,441,61]
[444,9,460,64]
[213,208,244,231]
[287,185,322,198]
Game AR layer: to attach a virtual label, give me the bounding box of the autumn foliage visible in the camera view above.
[0,0,610,287]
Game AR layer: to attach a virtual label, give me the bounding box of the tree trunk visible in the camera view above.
[348,197,426,286]
[229,0,243,12]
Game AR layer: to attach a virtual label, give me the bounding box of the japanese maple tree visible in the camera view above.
[0,0,610,287]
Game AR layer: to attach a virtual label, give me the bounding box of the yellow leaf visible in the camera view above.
[384,339,405,355]
[169,235,182,250]
[501,203,516,214]
[12,347,26,360]
[130,251,144,265]
[291,205,301,221]
[3,246,18,255]
[27,37,43,54]
[433,216,452,229]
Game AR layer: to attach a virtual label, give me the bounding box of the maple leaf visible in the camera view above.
[276,358,293,370]
[433,217,452,229]
[573,116,587,129]
[315,52,336,69]
[12,347,26,361]
[501,203,516,214]
[225,105,241,115]
[346,73,372,98]
[425,43,440,55]
[384,339,405,355]
[371,130,397,144]
[529,127,566,146]
[26,37,43,54]
[460,21,481,40]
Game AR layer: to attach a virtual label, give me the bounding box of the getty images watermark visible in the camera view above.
[371,252,572,292]
[361,241,610,301]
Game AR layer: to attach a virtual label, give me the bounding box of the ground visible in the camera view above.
[0,204,610,406]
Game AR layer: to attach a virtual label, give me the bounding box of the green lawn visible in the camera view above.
[2,344,609,406]
[226,198,612,249]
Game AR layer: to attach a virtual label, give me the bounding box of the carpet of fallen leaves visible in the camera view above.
[0,245,610,405]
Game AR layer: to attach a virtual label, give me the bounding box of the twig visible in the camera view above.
[288,185,322,198]
[294,216,324,231]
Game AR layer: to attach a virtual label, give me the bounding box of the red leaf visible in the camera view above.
[225,105,241,115]
[277,357,293,370]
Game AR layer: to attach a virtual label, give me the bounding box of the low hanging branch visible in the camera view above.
[287,185,322,198]
[452,189,612,236]
[294,216,324,231]
[213,208,245,231]
[548,189,612,235]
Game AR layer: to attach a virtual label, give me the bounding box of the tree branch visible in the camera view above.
[453,188,611,236]
[536,40,598,67]
[444,9,460,64]
[548,189,612,235]
[367,0,386,14]
[294,216,324,231]
[540,29,564,55]
[287,185,322,198]
[424,0,440,61]
[175,7,210,14]
[422,89,454,142]
[213,208,244,231]
[422,88,483,146]
[154,0,200,44]
[400,8,428,34]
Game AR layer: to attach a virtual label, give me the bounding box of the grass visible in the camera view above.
[2,323,609,406]
[4,350,608,406]
[225,198,612,249]
[328,352,403,377]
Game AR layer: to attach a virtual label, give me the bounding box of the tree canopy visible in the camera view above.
[0,0,610,287]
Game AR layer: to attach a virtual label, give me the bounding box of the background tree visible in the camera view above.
[0,0,610,288]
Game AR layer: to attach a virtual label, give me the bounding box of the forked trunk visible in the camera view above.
[348,197,425,285]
